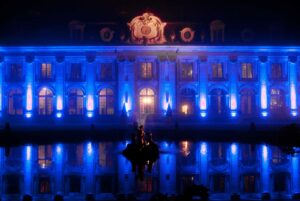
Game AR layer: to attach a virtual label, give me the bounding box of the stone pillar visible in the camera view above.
[261,145,270,194]
[199,56,208,117]
[0,56,3,116]
[55,56,65,117]
[24,145,33,194]
[86,55,96,117]
[85,142,94,193]
[229,55,237,117]
[292,155,300,194]
[259,56,268,117]
[289,56,298,116]
[25,56,34,117]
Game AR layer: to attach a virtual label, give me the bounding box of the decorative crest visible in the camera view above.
[127,12,167,45]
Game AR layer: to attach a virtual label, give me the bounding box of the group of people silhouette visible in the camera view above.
[122,124,159,181]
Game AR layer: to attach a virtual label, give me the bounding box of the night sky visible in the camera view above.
[0,0,299,44]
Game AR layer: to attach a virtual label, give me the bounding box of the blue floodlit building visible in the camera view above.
[0,12,300,200]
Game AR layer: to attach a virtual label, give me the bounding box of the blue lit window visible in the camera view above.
[98,63,113,81]
[211,143,227,165]
[271,146,288,165]
[38,145,52,168]
[241,144,256,166]
[139,88,155,114]
[8,88,23,115]
[38,88,54,115]
[209,88,228,116]
[180,62,194,81]
[240,88,255,116]
[98,142,113,167]
[7,63,23,82]
[68,88,84,115]
[211,63,224,80]
[180,88,196,115]
[67,144,83,166]
[69,63,83,81]
[241,63,254,80]
[40,63,53,80]
[271,63,284,80]
[270,88,285,114]
[140,62,153,79]
[38,176,51,194]
[99,88,114,115]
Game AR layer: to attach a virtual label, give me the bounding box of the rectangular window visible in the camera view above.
[99,63,113,81]
[38,176,51,194]
[67,144,83,166]
[180,175,197,192]
[243,175,256,193]
[274,173,287,192]
[137,176,153,193]
[211,63,224,79]
[38,145,52,168]
[212,174,226,193]
[9,64,23,81]
[4,174,20,194]
[5,147,22,167]
[241,63,253,79]
[70,63,82,81]
[141,62,153,79]
[99,143,113,168]
[69,175,81,193]
[41,63,52,80]
[271,63,283,79]
[181,63,193,81]
[99,175,114,193]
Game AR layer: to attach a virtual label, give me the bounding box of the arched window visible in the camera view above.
[209,88,227,115]
[139,88,155,114]
[99,88,114,115]
[240,88,255,115]
[8,88,23,115]
[180,88,196,115]
[38,88,54,115]
[270,88,285,113]
[68,88,84,115]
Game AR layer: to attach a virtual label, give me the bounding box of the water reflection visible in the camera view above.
[0,141,299,200]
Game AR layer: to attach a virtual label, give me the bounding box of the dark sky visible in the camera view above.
[0,0,299,44]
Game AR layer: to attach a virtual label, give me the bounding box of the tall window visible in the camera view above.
[38,88,54,115]
[139,88,155,114]
[273,173,288,192]
[271,63,283,79]
[241,63,253,79]
[209,89,227,115]
[98,142,113,168]
[9,64,23,81]
[3,174,20,194]
[212,174,226,193]
[270,88,285,113]
[8,88,23,115]
[38,176,51,194]
[241,144,256,165]
[137,176,153,193]
[141,62,153,79]
[243,174,257,193]
[99,63,113,81]
[99,88,114,115]
[5,147,22,167]
[271,146,287,165]
[240,88,255,115]
[41,63,52,80]
[70,63,82,81]
[180,88,196,115]
[69,175,81,193]
[38,145,52,168]
[68,88,84,115]
[181,63,193,81]
[211,63,224,79]
[211,143,227,165]
[67,144,83,166]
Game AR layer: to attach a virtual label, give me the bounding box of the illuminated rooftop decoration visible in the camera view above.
[127,12,167,44]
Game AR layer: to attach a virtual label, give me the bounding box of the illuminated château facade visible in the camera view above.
[1,13,300,201]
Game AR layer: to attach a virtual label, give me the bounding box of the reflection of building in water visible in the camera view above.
[0,142,299,200]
